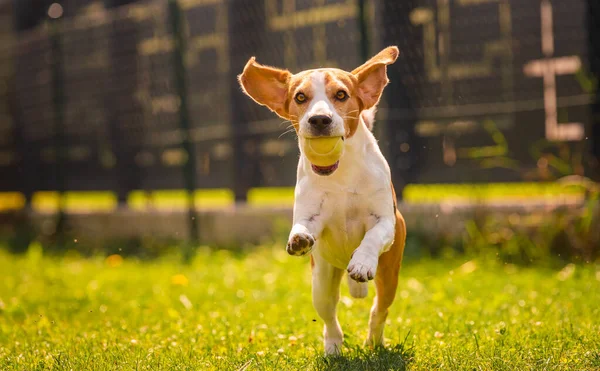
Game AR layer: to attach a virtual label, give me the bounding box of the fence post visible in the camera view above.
[358,0,370,62]
[168,0,199,259]
[104,0,144,208]
[49,6,67,239]
[379,0,422,200]
[227,0,269,204]
[589,0,600,180]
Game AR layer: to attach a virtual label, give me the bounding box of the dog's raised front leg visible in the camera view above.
[347,216,395,282]
[287,196,326,256]
[312,253,344,355]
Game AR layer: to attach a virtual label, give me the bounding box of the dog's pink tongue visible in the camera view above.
[311,161,339,175]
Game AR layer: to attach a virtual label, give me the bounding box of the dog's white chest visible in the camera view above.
[317,192,375,269]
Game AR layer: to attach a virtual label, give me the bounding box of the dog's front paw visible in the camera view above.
[286,232,315,256]
[347,250,378,282]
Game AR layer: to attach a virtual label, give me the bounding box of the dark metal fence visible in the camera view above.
[0,0,598,209]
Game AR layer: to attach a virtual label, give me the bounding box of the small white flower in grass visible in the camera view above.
[340,296,353,308]
[179,295,192,310]
[495,322,507,335]
[406,278,423,292]
[557,264,575,281]
[454,296,467,305]
[434,331,444,338]
[458,260,477,274]
[263,273,276,285]
[256,351,265,356]
[130,339,138,345]
[531,306,539,315]
[277,348,284,354]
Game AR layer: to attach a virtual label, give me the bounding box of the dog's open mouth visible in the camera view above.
[311,161,339,176]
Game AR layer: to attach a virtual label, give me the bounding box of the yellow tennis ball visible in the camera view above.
[302,137,344,167]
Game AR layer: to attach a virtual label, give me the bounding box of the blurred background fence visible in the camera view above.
[0,0,599,250]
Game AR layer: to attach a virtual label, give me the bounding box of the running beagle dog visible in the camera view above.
[238,46,406,355]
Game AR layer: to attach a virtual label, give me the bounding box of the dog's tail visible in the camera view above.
[361,107,377,131]
[347,275,369,298]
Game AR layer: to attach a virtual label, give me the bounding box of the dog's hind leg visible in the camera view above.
[366,212,406,347]
[347,275,368,299]
[367,252,400,347]
[312,253,344,355]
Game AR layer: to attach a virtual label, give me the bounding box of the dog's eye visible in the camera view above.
[335,90,348,101]
[295,93,307,104]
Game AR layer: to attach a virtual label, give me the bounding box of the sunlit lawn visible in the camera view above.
[0,245,599,370]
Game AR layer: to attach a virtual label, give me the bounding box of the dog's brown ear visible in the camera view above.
[238,58,292,119]
[351,46,399,109]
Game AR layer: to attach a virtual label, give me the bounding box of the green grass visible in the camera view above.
[0,246,599,370]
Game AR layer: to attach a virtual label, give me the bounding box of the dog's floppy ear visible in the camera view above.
[351,46,399,110]
[238,57,292,119]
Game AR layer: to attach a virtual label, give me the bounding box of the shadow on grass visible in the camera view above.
[313,342,414,371]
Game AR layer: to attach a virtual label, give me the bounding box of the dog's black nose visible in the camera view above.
[308,115,332,128]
